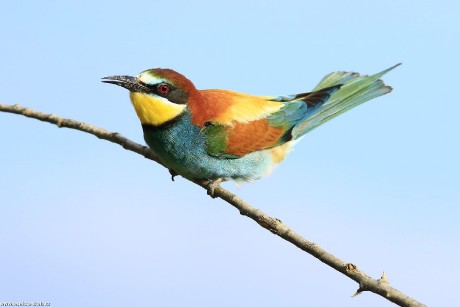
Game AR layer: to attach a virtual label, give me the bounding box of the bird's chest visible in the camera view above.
[141,114,216,178]
[143,120,205,161]
[141,113,273,181]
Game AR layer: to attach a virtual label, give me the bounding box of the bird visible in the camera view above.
[102,64,399,195]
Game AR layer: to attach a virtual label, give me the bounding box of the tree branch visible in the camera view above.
[0,103,425,307]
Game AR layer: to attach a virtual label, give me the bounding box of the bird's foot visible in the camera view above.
[206,178,224,198]
[169,169,178,181]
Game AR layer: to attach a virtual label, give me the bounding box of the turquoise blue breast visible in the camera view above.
[142,112,272,181]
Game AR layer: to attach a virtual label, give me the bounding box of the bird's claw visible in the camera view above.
[206,178,223,198]
[169,169,178,181]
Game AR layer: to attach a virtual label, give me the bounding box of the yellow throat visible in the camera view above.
[129,92,186,126]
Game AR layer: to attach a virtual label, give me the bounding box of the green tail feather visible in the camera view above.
[292,63,400,138]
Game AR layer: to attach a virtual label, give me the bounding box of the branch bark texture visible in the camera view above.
[0,103,425,307]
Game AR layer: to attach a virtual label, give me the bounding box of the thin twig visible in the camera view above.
[0,103,425,307]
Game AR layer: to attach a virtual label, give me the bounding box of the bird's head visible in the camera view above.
[102,68,197,126]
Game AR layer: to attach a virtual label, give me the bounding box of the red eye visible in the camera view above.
[158,83,170,94]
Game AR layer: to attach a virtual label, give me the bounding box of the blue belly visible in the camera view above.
[142,112,272,181]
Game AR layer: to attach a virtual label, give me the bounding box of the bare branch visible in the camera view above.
[0,103,426,307]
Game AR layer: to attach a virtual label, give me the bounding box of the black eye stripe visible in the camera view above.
[140,82,176,95]
[138,81,188,104]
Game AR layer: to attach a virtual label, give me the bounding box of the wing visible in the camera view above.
[202,86,341,158]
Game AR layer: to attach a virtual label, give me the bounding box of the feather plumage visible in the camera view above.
[103,65,399,182]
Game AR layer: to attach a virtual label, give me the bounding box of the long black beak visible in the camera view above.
[101,75,149,93]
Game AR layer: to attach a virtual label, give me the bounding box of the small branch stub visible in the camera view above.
[346,263,357,273]
[379,271,389,284]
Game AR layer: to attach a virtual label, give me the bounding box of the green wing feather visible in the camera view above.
[292,64,400,137]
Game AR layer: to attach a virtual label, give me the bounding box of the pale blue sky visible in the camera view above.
[1,1,459,306]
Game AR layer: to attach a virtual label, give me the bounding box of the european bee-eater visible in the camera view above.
[102,64,399,192]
